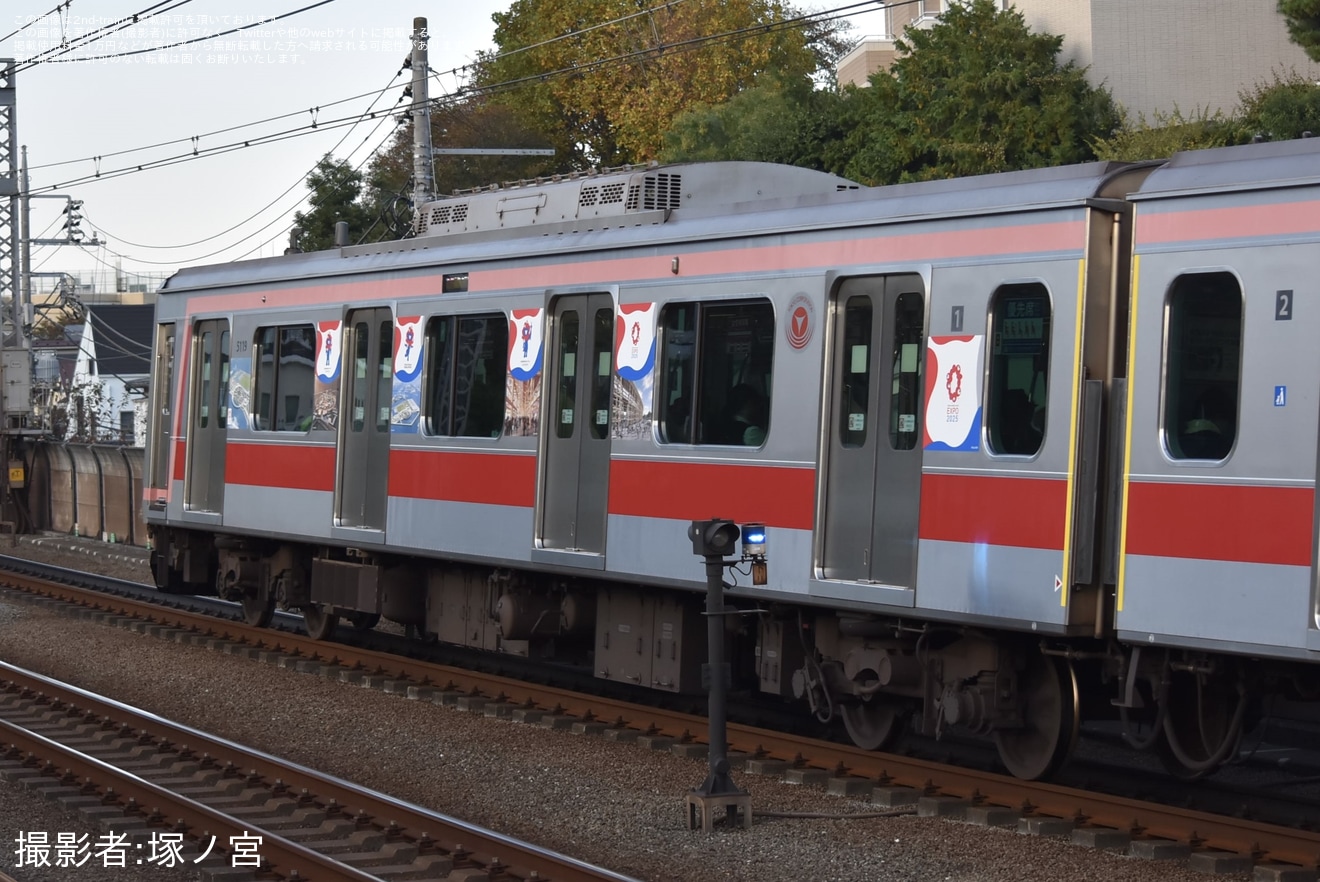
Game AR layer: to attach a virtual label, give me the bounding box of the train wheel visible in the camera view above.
[240,591,274,628]
[994,653,1079,780]
[1155,669,1245,780]
[303,604,339,640]
[840,698,907,751]
[347,612,380,632]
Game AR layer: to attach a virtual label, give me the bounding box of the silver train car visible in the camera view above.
[145,138,1320,779]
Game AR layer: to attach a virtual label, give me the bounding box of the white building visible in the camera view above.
[65,304,154,447]
[836,0,1320,120]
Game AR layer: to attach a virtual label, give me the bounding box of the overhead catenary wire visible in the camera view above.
[14,0,198,72]
[0,0,69,47]
[75,66,409,259]
[30,0,340,66]
[87,310,152,355]
[32,0,894,184]
[34,0,900,268]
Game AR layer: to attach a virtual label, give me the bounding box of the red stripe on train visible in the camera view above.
[918,473,1068,550]
[473,221,1084,294]
[607,459,815,531]
[388,449,536,508]
[1125,481,1314,566]
[225,442,336,492]
[1138,200,1320,246]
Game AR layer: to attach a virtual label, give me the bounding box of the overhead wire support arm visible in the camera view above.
[433,149,556,156]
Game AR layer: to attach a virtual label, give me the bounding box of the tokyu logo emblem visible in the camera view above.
[946,364,963,401]
[786,293,814,350]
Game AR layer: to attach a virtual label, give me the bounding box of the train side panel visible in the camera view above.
[1119,147,1320,659]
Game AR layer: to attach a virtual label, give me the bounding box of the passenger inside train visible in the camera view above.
[726,383,767,446]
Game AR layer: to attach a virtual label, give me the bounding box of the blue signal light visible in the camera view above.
[741,523,767,557]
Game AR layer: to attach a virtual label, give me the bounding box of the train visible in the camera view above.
[141,136,1320,781]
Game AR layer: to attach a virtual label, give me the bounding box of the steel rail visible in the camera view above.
[7,567,1320,870]
[0,718,385,882]
[0,661,638,882]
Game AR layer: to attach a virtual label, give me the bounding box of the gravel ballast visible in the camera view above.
[0,537,1252,882]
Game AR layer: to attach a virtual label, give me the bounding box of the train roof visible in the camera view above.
[161,159,1146,295]
[1134,136,1320,200]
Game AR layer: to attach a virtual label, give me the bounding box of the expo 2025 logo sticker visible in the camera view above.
[786,293,815,350]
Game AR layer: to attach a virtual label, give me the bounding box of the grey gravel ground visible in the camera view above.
[0,535,1252,882]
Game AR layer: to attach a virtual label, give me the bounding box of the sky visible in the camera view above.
[8,0,882,294]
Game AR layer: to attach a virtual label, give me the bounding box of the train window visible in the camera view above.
[1163,272,1241,461]
[556,311,580,440]
[589,307,613,440]
[658,299,773,446]
[839,298,872,448]
[376,320,392,432]
[252,325,316,431]
[424,314,507,438]
[218,330,230,430]
[198,330,212,429]
[351,321,369,432]
[987,284,1051,456]
[148,324,175,501]
[889,291,924,450]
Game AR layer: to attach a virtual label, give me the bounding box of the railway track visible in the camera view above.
[4,553,1320,878]
[0,659,638,882]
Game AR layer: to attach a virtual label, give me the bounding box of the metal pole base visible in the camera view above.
[685,790,753,832]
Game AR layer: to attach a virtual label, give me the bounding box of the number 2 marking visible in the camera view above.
[1277,290,1293,320]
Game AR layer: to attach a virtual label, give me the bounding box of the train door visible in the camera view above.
[820,276,925,586]
[337,308,393,531]
[540,293,613,556]
[148,322,176,510]
[184,319,229,513]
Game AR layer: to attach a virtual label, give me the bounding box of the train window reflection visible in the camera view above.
[658,299,774,446]
[987,284,1051,456]
[424,314,508,438]
[1164,273,1241,461]
[252,325,316,432]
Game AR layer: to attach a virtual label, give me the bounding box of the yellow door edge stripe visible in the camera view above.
[1116,253,1141,612]
[1060,259,1086,608]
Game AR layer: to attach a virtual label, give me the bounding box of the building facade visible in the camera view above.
[836,0,1320,121]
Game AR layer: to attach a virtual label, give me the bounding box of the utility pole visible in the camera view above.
[403,17,553,234]
[0,59,34,533]
[409,17,434,211]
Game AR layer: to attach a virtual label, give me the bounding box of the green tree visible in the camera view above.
[1279,0,1320,61]
[365,97,559,217]
[293,156,375,251]
[1091,108,1244,161]
[660,75,847,168]
[836,0,1119,185]
[1238,69,1320,140]
[472,0,844,166]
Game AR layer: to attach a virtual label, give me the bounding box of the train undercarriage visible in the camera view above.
[150,524,1300,781]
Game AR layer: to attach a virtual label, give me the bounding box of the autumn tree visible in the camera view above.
[293,156,376,251]
[837,0,1119,185]
[471,0,844,166]
[1279,0,1320,61]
